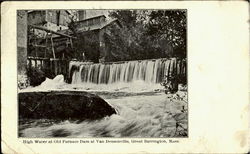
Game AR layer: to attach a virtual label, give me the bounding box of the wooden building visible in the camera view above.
[71,15,122,62]
[27,10,72,37]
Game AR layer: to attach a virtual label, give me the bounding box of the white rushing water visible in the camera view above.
[19,75,187,138]
[19,93,187,138]
[21,76,163,93]
[70,58,186,84]
[19,58,187,138]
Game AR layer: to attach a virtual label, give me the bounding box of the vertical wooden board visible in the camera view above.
[34,59,37,68]
[61,61,65,76]
[54,60,58,76]
[28,59,32,71]
[58,60,60,75]
[58,60,61,74]
[66,60,70,79]
[50,60,54,77]
[36,60,41,70]
[51,37,56,59]
[40,59,43,70]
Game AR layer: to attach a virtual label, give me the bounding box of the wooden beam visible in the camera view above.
[30,44,47,48]
[70,38,73,48]
[29,24,75,39]
[28,56,50,60]
[45,33,48,58]
[51,37,56,59]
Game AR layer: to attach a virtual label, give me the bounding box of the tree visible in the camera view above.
[107,10,186,61]
[145,10,186,58]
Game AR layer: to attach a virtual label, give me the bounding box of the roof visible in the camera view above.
[77,15,106,23]
[27,10,44,13]
[28,10,71,15]
[76,18,122,32]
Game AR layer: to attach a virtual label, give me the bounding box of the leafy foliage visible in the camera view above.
[146,10,186,57]
[67,10,186,62]
[105,10,186,61]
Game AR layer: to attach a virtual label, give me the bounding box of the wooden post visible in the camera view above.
[58,60,61,74]
[51,36,56,59]
[45,33,48,58]
[35,36,38,57]
[40,59,43,70]
[50,59,54,77]
[70,38,73,48]
[34,59,37,68]
[28,59,32,71]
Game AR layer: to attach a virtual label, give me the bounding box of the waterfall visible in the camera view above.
[69,58,186,84]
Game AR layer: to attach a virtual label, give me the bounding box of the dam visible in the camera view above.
[69,58,186,85]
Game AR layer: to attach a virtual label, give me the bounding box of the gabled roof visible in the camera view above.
[27,10,43,13]
[103,18,122,28]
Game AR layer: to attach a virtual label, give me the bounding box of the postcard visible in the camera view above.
[1,1,249,153]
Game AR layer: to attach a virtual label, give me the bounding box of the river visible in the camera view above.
[19,77,187,138]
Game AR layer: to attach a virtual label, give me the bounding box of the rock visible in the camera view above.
[19,91,116,120]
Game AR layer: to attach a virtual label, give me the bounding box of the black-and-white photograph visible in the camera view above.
[17,9,187,138]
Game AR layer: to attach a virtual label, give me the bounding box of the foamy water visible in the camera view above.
[19,93,187,137]
[20,75,163,93]
[19,75,187,138]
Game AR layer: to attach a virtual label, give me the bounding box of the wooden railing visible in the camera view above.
[27,56,70,81]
